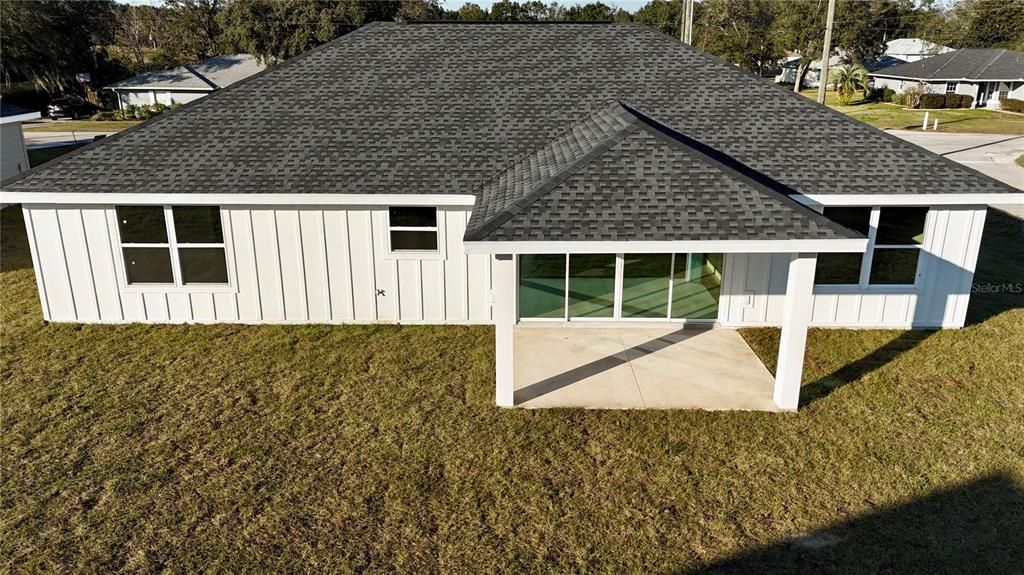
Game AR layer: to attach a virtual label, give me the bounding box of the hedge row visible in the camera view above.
[917,93,974,109]
[1001,98,1024,113]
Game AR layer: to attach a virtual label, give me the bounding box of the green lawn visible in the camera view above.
[1,206,1023,572]
[23,119,141,132]
[798,88,1024,134]
[26,143,87,168]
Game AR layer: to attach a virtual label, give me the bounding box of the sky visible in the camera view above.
[121,0,654,12]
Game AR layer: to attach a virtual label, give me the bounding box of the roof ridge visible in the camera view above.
[617,104,866,242]
[464,102,638,240]
[183,64,220,90]
[977,48,1008,77]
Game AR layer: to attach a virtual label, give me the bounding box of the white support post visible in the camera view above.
[493,254,516,407]
[774,253,817,411]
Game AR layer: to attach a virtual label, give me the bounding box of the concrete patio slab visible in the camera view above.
[513,326,780,411]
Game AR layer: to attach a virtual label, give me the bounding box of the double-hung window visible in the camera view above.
[117,205,229,286]
[815,206,928,288]
[945,82,957,94]
[387,207,439,252]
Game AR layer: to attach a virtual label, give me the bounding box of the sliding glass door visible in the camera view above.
[518,253,722,321]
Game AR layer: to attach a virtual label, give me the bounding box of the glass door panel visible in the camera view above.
[568,254,616,318]
[621,254,672,318]
[671,253,722,319]
[519,254,566,318]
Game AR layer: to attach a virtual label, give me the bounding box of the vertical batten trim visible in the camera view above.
[318,209,332,320]
[53,209,78,319]
[247,209,264,321]
[76,209,102,318]
[101,207,126,320]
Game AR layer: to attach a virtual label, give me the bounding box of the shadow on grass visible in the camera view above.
[679,472,1024,575]
[800,329,933,406]
[798,207,1023,406]
[0,205,32,273]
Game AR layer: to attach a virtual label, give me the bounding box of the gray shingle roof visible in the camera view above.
[467,102,858,242]
[105,54,265,90]
[6,22,1015,207]
[870,48,1024,81]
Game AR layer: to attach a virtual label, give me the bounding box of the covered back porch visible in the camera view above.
[481,245,842,411]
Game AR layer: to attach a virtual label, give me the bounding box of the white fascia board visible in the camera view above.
[868,74,1024,82]
[1,192,478,207]
[0,112,42,124]
[107,86,215,92]
[796,193,1024,207]
[463,238,869,255]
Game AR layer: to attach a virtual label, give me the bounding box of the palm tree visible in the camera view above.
[828,64,871,105]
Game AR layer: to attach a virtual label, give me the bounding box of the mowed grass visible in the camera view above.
[2,206,1023,573]
[22,120,141,132]
[798,88,1024,134]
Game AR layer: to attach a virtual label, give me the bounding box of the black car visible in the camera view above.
[47,97,98,120]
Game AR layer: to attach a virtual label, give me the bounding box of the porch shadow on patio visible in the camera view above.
[512,326,780,411]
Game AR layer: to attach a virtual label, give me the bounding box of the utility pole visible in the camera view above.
[680,0,694,45]
[816,0,837,105]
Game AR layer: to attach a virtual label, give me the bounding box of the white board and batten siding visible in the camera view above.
[719,207,988,329]
[22,205,496,325]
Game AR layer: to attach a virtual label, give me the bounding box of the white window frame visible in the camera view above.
[945,82,957,94]
[814,206,929,294]
[383,206,446,260]
[115,205,236,293]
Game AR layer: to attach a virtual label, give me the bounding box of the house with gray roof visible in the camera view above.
[104,54,265,109]
[870,48,1024,109]
[2,22,1021,411]
[1,101,41,182]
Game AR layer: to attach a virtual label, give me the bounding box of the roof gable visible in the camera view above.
[467,102,860,243]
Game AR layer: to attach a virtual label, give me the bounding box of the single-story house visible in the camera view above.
[2,22,1021,411]
[0,101,41,182]
[870,48,1024,109]
[104,54,266,109]
[884,38,953,63]
[774,54,843,88]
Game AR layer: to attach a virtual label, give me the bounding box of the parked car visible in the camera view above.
[47,97,98,120]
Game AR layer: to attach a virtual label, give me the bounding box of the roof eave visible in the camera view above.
[463,238,869,255]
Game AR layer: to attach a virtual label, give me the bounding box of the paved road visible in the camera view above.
[888,130,1024,191]
[24,131,118,149]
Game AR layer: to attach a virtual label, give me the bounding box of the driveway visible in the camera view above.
[23,131,118,149]
[888,130,1024,192]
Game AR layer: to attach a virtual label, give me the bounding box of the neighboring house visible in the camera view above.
[884,38,953,63]
[774,55,844,88]
[870,48,1024,109]
[2,23,1021,412]
[0,102,41,182]
[104,54,266,109]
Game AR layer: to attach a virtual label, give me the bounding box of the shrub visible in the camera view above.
[919,93,946,109]
[902,83,925,109]
[90,111,116,121]
[958,94,974,108]
[944,93,960,108]
[892,91,907,106]
[1001,98,1024,113]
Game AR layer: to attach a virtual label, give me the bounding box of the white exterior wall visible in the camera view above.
[719,207,988,329]
[118,90,207,109]
[23,204,495,324]
[1,123,31,181]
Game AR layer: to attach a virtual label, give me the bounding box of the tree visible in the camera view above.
[218,0,399,63]
[833,0,914,65]
[457,3,488,20]
[633,0,683,38]
[0,0,117,94]
[772,0,827,92]
[397,0,444,22]
[945,0,1024,50]
[565,2,624,22]
[161,0,225,64]
[828,64,869,105]
[696,0,779,76]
